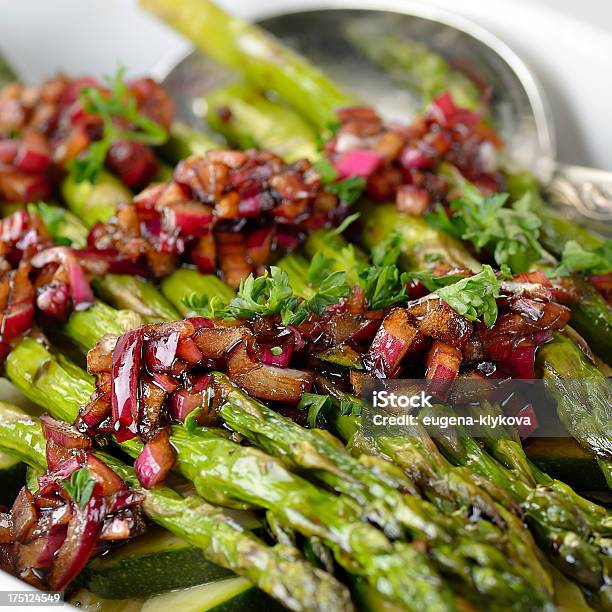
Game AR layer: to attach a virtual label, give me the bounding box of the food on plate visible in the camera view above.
[0,1,609,610]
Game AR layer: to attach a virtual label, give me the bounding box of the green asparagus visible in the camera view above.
[0,51,16,88]
[61,170,132,227]
[5,339,458,611]
[162,267,235,315]
[159,121,220,163]
[537,333,612,486]
[420,404,611,606]
[211,374,554,610]
[92,274,180,323]
[140,0,355,133]
[0,404,354,612]
[342,20,482,111]
[205,83,319,161]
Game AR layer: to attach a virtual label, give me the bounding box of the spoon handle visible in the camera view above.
[545,164,612,234]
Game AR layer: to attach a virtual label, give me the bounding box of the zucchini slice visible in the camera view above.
[78,526,232,599]
[524,437,606,490]
[142,577,282,612]
[70,578,282,612]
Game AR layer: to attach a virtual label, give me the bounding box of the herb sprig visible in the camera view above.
[68,67,168,184]
[549,240,612,278]
[63,467,96,509]
[183,263,350,325]
[426,183,542,273]
[432,264,507,327]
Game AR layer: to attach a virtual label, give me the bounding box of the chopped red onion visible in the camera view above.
[41,415,91,450]
[335,150,382,179]
[48,491,105,590]
[144,329,180,373]
[111,328,144,442]
[134,430,175,489]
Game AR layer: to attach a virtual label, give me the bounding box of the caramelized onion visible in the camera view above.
[134,429,175,489]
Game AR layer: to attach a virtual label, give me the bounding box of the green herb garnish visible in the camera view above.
[426,185,542,273]
[434,264,505,327]
[182,293,229,319]
[184,264,350,326]
[63,467,96,509]
[550,240,612,278]
[353,230,408,310]
[298,393,332,428]
[68,67,168,184]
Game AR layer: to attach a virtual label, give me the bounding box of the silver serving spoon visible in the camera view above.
[155,4,612,231]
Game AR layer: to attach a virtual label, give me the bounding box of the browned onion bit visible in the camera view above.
[325,93,504,215]
[87,150,341,284]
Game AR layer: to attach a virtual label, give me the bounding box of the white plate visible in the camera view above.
[0,0,610,601]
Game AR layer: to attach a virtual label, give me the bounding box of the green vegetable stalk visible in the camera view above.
[159,121,220,163]
[5,341,457,611]
[0,404,354,612]
[92,275,180,323]
[61,170,132,227]
[420,404,611,607]
[212,374,553,610]
[140,0,355,133]
[162,268,235,315]
[342,20,482,111]
[61,301,144,352]
[205,82,319,161]
[537,333,612,487]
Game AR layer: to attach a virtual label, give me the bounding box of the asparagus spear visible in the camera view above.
[158,121,220,163]
[61,170,132,227]
[205,83,319,161]
[0,50,16,89]
[342,20,482,112]
[133,426,461,611]
[5,340,458,611]
[537,333,612,487]
[211,373,553,609]
[0,404,354,612]
[161,267,235,315]
[420,404,611,605]
[314,376,553,593]
[61,301,144,352]
[469,402,611,527]
[140,0,354,133]
[505,171,605,255]
[92,275,180,323]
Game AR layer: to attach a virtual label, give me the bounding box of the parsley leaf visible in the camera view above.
[358,264,408,310]
[408,270,468,292]
[353,231,408,310]
[303,269,350,318]
[183,264,350,326]
[298,393,332,428]
[29,201,65,238]
[427,184,543,273]
[434,265,503,327]
[340,397,363,417]
[182,293,230,319]
[312,158,366,205]
[371,230,402,267]
[550,240,612,278]
[68,67,168,184]
[328,175,366,205]
[63,467,96,509]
